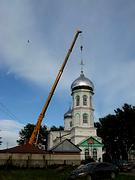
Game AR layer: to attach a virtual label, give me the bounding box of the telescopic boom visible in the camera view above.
[29,30,82,145]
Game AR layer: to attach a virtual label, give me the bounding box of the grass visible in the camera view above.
[0,167,135,180]
[0,166,72,180]
[116,174,135,180]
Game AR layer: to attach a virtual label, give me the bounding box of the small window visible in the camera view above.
[83,95,87,106]
[70,121,72,127]
[93,148,97,161]
[83,113,88,123]
[76,95,80,106]
[90,96,92,107]
[85,149,89,159]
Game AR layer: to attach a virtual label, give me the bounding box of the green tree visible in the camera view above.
[17,124,64,149]
[17,123,48,149]
[95,104,135,161]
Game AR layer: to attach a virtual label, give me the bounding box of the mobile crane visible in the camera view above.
[29,30,82,145]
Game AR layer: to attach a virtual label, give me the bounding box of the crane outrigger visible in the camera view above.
[29,30,82,145]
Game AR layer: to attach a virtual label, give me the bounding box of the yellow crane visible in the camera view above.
[29,30,82,145]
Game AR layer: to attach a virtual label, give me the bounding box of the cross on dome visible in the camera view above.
[80,59,84,74]
[80,45,84,73]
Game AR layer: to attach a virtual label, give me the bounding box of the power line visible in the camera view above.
[0,102,18,120]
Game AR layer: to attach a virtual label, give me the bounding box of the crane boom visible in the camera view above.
[29,30,82,145]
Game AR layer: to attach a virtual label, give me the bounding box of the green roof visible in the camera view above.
[78,136,103,148]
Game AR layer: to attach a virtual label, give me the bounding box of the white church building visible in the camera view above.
[48,70,103,161]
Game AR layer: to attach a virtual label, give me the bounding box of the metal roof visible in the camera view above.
[71,71,94,91]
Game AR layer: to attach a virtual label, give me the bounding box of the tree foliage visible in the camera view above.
[17,124,64,149]
[17,123,48,147]
[95,103,135,161]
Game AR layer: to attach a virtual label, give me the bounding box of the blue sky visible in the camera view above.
[0,0,135,149]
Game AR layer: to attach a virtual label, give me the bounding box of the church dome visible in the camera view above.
[71,71,94,92]
[64,107,72,118]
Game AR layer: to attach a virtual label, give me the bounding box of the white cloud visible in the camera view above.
[0,0,135,120]
[0,120,24,149]
[0,1,59,87]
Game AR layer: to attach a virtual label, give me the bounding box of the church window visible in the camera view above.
[90,96,92,107]
[85,149,89,160]
[76,95,80,106]
[70,121,72,127]
[93,148,97,161]
[83,95,87,106]
[83,113,88,123]
[75,113,80,126]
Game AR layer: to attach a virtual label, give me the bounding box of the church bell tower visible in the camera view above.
[71,70,94,129]
[64,43,97,145]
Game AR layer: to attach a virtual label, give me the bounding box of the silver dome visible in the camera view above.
[71,71,94,91]
[64,107,72,118]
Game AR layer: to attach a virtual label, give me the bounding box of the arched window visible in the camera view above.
[83,113,88,123]
[85,149,89,160]
[76,95,80,106]
[90,96,92,107]
[83,95,87,106]
[70,121,72,127]
[93,148,97,161]
[75,113,80,126]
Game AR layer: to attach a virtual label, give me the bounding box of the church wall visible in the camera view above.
[0,153,81,167]
[79,147,103,161]
[71,136,86,145]
[97,147,103,161]
[47,130,71,150]
[47,131,57,150]
[72,89,94,128]
[72,89,92,108]
[71,127,97,140]
[47,72,103,161]
[64,117,72,130]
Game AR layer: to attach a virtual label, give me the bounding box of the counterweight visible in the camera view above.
[29,30,82,145]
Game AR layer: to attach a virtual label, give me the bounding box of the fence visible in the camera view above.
[0,153,81,168]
